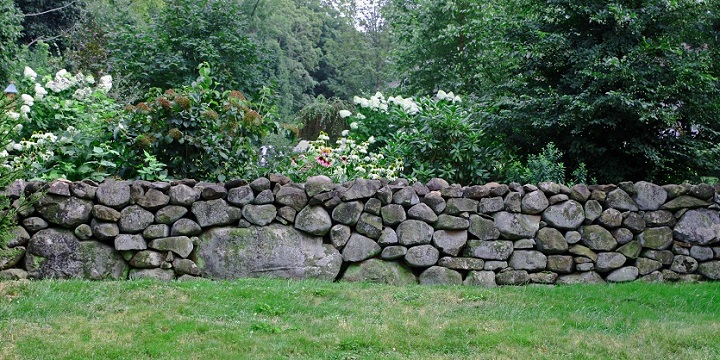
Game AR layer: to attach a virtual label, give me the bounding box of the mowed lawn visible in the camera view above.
[0,279,718,360]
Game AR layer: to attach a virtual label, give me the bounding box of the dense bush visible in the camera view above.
[345,91,512,185]
[118,64,285,181]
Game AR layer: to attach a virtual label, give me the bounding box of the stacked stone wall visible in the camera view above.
[1,175,720,285]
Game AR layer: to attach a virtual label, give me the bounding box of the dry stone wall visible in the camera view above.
[2,175,720,286]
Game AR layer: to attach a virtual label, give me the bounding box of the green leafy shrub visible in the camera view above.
[507,143,589,185]
[345,91,511,185]
[119,64,283,181]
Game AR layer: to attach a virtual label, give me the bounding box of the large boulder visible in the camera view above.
[342,234,381,262]
[149,236,194,258]
[341,259,416,285]
[78,241,129,280]
[580,225,617,251]
[541,200,585,229]
[632,182,666,211]
[275,186,308,211]
[191,199,242,227]
[332,201,364,225]
[136,188,170,210]
[295,206,332,236]
[698,261,720,280]
[34,195,93,228]
[25,228,82,279]
[465,240,514,260]
[397,220,434,246]
[493,212,540,239]
[418,266,462,285]
[673,209,720,245]
[197,224,341,280]
[119,205,155,233]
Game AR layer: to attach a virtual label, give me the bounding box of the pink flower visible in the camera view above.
[316,156,331,167]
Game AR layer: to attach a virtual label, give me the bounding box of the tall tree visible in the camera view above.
[106,0,265,99]
[0,0,23,83]
[497,0,720,183]
[386,0,523,95]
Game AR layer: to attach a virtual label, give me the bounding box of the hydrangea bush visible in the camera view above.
[5,66,123,180]
[343,90,512,185]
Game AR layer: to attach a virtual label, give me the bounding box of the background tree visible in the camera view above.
[14,0,83,50]
[0,0,23,83]
[105,0,265,101]
[496,0,720,183]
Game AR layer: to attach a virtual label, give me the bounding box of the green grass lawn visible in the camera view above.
[1,279,718,360]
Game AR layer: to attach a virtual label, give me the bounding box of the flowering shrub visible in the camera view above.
[118,63,284,181]
[6,66,123,180]
[344,90,512,185]
[287,132,403,183]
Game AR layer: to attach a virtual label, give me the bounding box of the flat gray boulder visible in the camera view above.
[341,259,416,285]
[465,240,513,260]
[541,200,585,230]
[197,224,341,280]
[295,206,332,236]
[632,182,666,211]
[342,233,381,262]
[34,194,93,228]
[419,266,462,285]
[191,199,242,227]
[673,209,720,245]
[493,212,540,239]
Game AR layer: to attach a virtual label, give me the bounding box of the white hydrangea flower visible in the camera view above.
[356,113,366,120]
[34,83,48,100]
[20,105,31,114]
[21,94,34,106]
[368,136,375,143]
[0,150,8,158]
[318,133,330,141]
[437,90,448,100]
[338,109,352,118]
[13,124,23,132]
[350,122,359,130]
[7,111,20,120]
[85,75,95,84]
[341,129,350,137]
[98,75,113,93]
[73,87,93,100]
[24,67,37,81]
[453,95,462,103]
[56,69,68,78]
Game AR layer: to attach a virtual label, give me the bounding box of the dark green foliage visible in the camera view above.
[506,143,589,185]
[14,0,83,50]
[384,98,510,185]
[0,0,23,83]
[119,64,284,181]
[497,0,720,183]
[108,0,265,101]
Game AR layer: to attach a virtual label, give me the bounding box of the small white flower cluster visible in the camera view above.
[34,83,48,100]
[24,66,37,81]
[436,90,462,103]
[354,92,389,112]
[41,67,112,95]
[388,95,420,115]
[338,109,352,118]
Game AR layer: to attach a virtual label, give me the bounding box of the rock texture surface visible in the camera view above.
[2,178,719,286]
